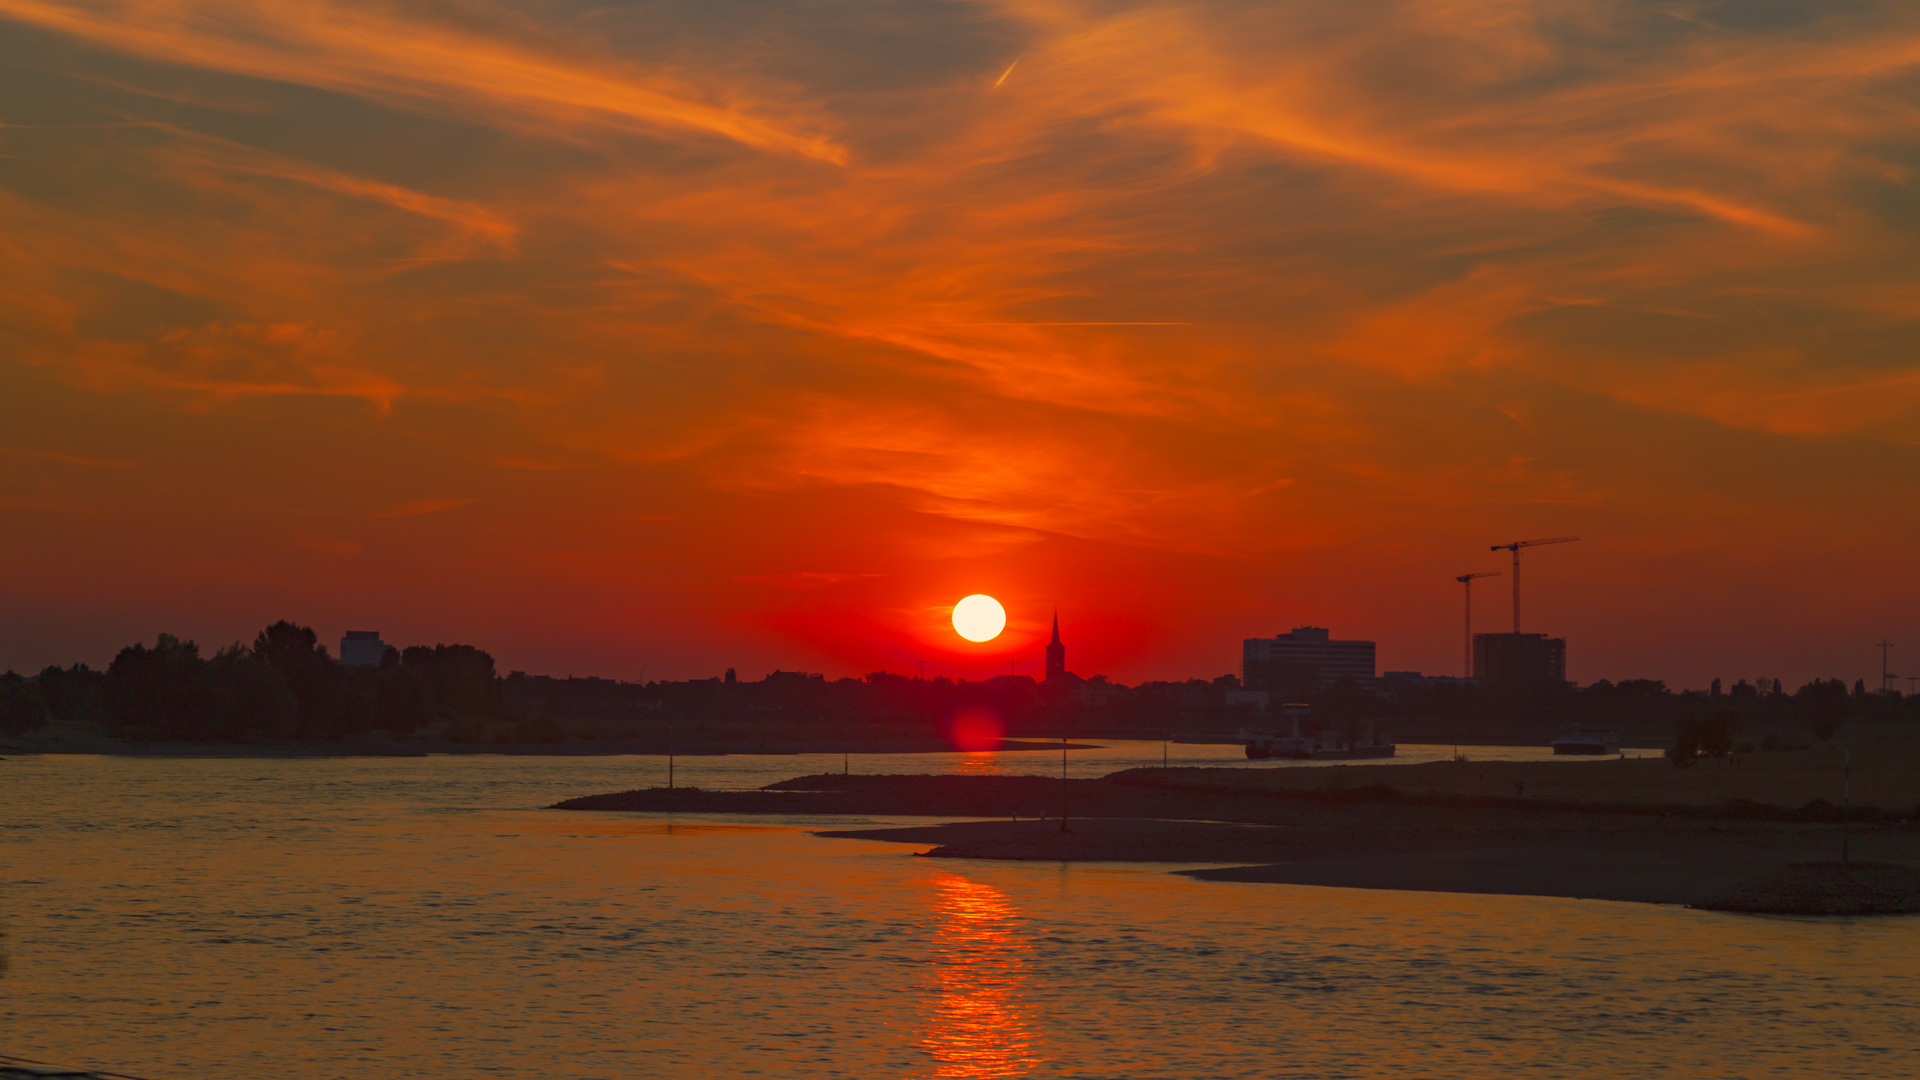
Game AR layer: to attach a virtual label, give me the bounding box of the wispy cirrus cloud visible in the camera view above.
[0,0,844,160]
[733,571,881,588]
[4,0,1920,683]
[374,497,475,519]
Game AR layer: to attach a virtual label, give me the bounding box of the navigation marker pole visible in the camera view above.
[1060,728,1070,834]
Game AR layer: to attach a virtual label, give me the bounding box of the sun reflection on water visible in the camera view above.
[918,873,1044,1078]
[950,752,1004,776]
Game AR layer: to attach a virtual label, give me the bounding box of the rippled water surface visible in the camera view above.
[4,753,1916,1078]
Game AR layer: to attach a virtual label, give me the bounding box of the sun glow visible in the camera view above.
[951,594,1007,642]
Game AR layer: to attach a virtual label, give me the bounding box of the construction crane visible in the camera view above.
[1455,572,1499,678]
[1489,537,1579,633]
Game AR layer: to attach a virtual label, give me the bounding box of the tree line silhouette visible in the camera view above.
[2,625,1914,746]
[0,622,498,741]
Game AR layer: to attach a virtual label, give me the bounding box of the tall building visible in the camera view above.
[1045,611,1066,682]
[1472,632,1566,686]
[339,630,386,667]
[1243,626,1376,692]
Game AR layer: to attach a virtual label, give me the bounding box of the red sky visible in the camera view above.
[3,0,1919,689]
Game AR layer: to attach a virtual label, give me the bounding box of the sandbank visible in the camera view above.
[556,767,1920,912]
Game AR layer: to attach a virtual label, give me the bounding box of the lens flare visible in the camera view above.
[948,707,1005,753]
[951,594,1007,642]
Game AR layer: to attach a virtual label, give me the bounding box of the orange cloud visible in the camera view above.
[3,0,1920,687]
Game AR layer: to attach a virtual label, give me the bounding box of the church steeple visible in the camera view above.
[1045,609,1066,681]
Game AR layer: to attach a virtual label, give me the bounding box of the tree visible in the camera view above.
[250,621,366,739]
[203,644,297,741]
[400,644,500,722]
[1795,679,1848,740]
[35,664,104,721]
[373,664,434,732]
[0,673,48,736]
[1669,710,1736,767]
[251,621,333,702]
[105,634,206,738]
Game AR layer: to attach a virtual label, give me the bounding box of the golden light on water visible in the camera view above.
[918,873,1042,1078]
[951,595,1007,642]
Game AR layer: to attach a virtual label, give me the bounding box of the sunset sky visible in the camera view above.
[4,0,1919,688]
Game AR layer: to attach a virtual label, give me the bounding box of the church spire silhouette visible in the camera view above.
[1045,608,1066,681]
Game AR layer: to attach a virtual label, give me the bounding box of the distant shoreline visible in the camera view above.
[0,736,1104,759]
[0,732,1669,759]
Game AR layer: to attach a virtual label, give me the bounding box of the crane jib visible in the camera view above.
[1488,537,1580,634]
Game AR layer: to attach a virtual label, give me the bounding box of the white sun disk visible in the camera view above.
[951,594,1007,642]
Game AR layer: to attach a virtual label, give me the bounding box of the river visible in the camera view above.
[3,751,1914,1078]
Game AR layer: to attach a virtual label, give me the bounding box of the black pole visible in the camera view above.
[1059,729,1069,833]
[667,714,675,792]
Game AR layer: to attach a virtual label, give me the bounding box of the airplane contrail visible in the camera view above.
[994,57,1021,89]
